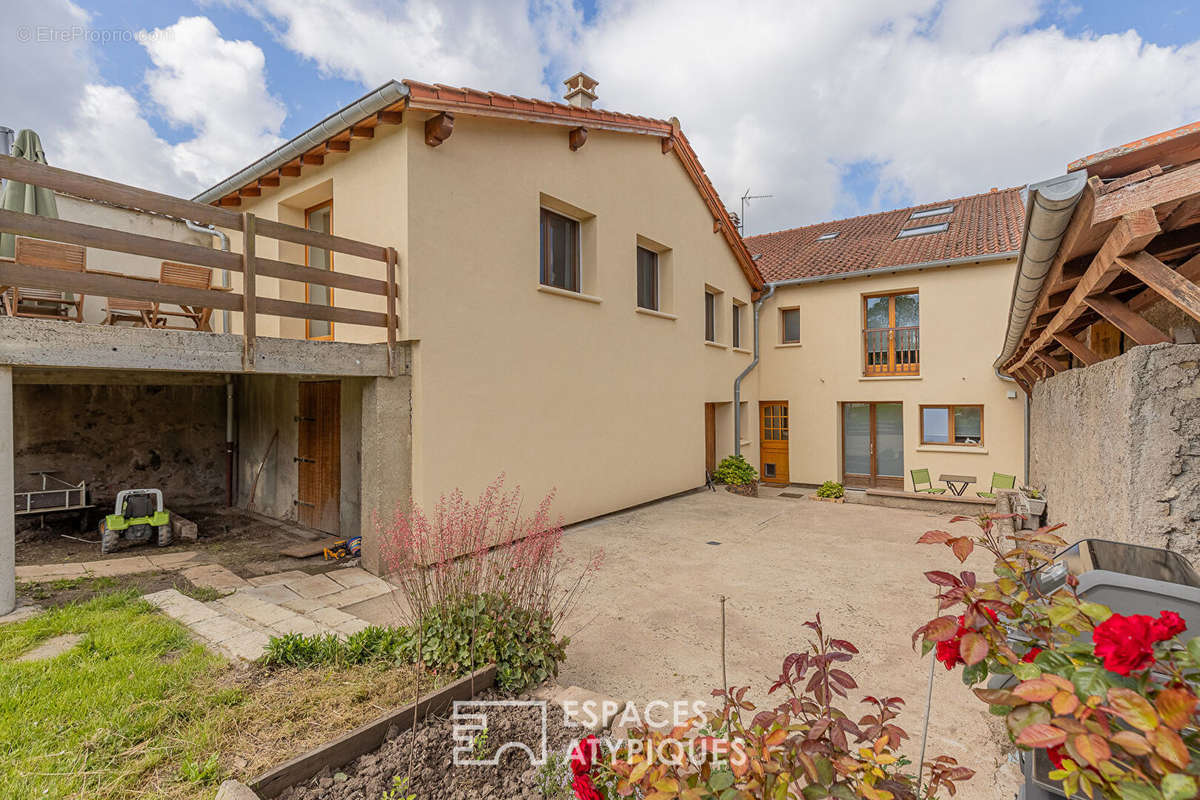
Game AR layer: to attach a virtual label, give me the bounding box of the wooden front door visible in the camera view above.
[297,381,340,533]
[704,403,717,476]
[759,402,789,485]
[841,402,903,489]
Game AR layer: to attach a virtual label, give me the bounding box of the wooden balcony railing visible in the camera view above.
[863,325,919,376]
[0,154,400,374]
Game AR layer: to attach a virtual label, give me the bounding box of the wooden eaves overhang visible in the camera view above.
[1000,128,1200,394]
[201,80,765,294]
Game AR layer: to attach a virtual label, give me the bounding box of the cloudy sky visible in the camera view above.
[5,0,1200,235]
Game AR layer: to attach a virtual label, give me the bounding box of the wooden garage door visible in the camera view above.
[297,381,340,534]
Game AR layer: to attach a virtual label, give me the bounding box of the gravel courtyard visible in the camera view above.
[557,488,1020,800]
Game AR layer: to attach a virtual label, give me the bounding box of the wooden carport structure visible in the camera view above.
[999,121,1200,389]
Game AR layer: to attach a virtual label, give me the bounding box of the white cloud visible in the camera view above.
[6,5,284,196]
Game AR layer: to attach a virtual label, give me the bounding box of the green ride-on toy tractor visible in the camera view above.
[100,489,171,554]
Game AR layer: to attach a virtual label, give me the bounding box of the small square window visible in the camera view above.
[540,208,580,291]
[781,308,801,343]
[704,291,716,342]
[764,463,777,478]
[636,246,658,310]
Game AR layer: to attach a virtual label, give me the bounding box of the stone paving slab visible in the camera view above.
[247,570,309,587]
[189,615,255,645]
[16,563,88,581]
[242,584,299,605]
[306,605,358,628]
[325,581,392,609]
[279,595,327,614]
[214,592,293,626]
[334,618,372,636]
[89,556,157,577]
[271,615,329,637]
[0,603,43,625]
[326,568,378,589]
[223,630,271,661]
[147,551,202,570]
[144,588,222,625]
[183,564,250,591]
[16,633,84,663]
[288,573,343,599]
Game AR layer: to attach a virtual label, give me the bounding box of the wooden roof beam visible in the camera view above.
[376,110,404,125]
[1053,332,1102,366]
[1083,292,1170,345]
[424,112,454,147]
[1129,251,1200,312]
[1163,197,1200,231]
[301,152,324,165]
[1008,208,1161,373]
[1093,161,1200,225]
[280,164,302,177]
[218,196,241,207]
[350,126,374,139]
[325,140,350,152]
[1034,350,1068,373]
[1119,250,1200,326]
[258,174,280,188]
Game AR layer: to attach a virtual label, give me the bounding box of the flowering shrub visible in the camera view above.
[597,615,973,800]
[817,480,845,499]
[914,514,1200,800]
[377,475,603,691]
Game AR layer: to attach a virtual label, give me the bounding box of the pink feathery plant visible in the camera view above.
[377,474,603,628]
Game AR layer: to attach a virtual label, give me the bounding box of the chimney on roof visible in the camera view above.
[563,72,598,109]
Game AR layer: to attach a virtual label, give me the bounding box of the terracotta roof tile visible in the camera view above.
[744,188,1025,283]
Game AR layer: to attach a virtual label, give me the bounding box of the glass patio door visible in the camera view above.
[841,402,904,489]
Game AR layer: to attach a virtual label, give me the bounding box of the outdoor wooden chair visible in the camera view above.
[910,468,946,494]
[151,262,214,330]
[977,472,1016,499]
[102,297,156,327]
[2,237,86,322]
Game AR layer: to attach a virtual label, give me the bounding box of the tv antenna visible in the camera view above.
[739,188,773,236]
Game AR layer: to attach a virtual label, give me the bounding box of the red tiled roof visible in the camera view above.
[402,80,764,291]
[1068,119,1200,179]
[744,188,1025,283]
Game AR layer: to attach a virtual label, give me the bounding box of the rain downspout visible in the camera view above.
[184,219,235,506]
[734,282,775,457]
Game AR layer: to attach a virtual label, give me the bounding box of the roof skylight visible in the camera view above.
[816,232,839,241]
[897,222,949,238]
[909,204,954,220]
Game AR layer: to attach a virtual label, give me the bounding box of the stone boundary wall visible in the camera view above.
[1030,342,1200,564]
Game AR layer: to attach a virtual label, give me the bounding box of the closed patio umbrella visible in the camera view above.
[0,129,58,258]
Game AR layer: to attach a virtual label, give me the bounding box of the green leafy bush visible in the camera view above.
[713,454,757,486]
[260,594,566,693]
[816,480,844,498]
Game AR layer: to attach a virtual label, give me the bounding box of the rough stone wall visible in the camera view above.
[1030,342,1200,563]
[14,381,226,508]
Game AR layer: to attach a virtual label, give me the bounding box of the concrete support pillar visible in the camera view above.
[359,374,413,575]
[0,365,14,616]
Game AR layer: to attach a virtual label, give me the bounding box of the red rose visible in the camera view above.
[1022,647,1042,663]
[1046,744,1065,770]
[1093,613,1159,675]
[572,773,603,800]
[570,735,599,776]
[934,608,999,670]
[1152,610,1187,641]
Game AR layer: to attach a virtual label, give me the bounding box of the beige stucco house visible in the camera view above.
[191,75,766,549]
[744,190,1028,497]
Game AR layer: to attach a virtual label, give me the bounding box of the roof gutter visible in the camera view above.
[193,80,410,204]
[993,171,1089,370]
[763,250,1019,289]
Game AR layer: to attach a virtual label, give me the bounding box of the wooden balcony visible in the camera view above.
[0,155,400,375]
[863,325,920,376]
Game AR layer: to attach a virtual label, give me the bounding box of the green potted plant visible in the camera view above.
[713,454,758,497]
[1019,484,1046,529]
[813,480,845,503]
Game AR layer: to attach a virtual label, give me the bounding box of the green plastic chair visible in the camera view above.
[910,468,946,494]
[977,472,1016,499]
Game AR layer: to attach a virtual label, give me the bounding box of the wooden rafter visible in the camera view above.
[1082,292,1170,344]
[280,164,302,177]
[376,110,404,125]
[301,153,324,165]
[1093,161,1200,225]
[1052,332,1102,366]
[1163,197,1200,231]
[1129,251,1200,312]
[1008,208,1161,374]
[350,126,374,138]
[1034,350,1068,373]
[326,140,350,152]
[1119,251,1200,325]
[424,112,454,147]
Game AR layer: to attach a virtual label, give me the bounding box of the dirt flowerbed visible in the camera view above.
[279,688,582,800]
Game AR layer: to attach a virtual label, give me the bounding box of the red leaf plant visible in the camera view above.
[595,615,973,800]
[915,513,1200,800]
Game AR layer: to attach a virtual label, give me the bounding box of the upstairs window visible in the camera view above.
[704,291,716,342]
[816,231,839,241]
[921,405,983,446]
[909,204,954,220]
[540,208,580,292]
[897,222,949,238]
[732,303,743,348]
[636,246,659,310]
[781,308,801,343]
[863,291,919,376]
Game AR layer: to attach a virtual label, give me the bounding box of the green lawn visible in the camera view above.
[1,590,431,799]
[0,590,220,798]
